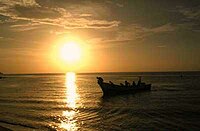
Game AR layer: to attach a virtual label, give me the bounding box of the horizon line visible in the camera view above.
[2,70,200,75]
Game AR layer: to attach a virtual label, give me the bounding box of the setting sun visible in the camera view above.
[60,41,82,63]
[50,35,91,72]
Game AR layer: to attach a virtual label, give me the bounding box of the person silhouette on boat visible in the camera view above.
[132,81,136,87]
[97,77,104,85]
[137,76,142,86]
[125,81,130,87]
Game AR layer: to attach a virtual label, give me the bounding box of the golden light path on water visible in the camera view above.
[60,72,78,131]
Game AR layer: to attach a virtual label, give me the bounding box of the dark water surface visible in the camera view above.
[0,72,200,130]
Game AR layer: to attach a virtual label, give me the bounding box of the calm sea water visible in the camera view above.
[0,72,200,130]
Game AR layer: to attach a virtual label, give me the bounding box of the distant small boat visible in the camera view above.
[97,77,151,96]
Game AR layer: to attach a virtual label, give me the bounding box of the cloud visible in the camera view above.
[0,14,10,23]
[177,5,200,20]
[0,0,120,31]
[167,5,200,31]
[10,22,40,31]
[0,0,199,47]
[0,36,39,46]
[84,20,120,29]
[14,4,62,19]
[157,45,167,48]
[85,22,177,49]
[110,23,177,43]
[116,3,124,8]
[148,23,176,33]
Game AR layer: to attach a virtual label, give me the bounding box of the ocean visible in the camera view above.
[0,72,200,130]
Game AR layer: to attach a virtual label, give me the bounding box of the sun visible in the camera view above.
[50,36,91,71]
[59,41,82,63]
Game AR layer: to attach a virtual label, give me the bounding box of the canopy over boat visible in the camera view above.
[97,77,151,96]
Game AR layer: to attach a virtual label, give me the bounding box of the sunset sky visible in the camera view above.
[0,0,200,73]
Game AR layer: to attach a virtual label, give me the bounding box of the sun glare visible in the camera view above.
[60,72,78,130]
[60,42,81,63]
[50,36,91,72]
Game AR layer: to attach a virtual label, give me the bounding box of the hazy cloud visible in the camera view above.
[157,45,167,48]
[0,0,199,44]
[148,23,176,33]
[0,0,120,31]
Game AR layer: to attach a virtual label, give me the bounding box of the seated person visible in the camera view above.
[137,76,141,86]
[125,81,130,86]
[132,81,136,87]
[97,77,104,84]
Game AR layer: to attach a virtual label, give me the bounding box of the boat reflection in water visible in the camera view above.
[60,72,79,131]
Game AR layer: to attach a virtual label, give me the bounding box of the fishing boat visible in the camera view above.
[97,77,151,96]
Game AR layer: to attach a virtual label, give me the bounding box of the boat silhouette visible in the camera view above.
[97,77,151,96]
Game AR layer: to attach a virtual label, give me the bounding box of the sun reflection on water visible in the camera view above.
[60,72,78,131]
[65,72,77,109]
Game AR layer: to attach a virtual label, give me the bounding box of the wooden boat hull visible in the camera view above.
[98,82,151,96]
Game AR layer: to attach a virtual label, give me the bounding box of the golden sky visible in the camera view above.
[0,0,200,73]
